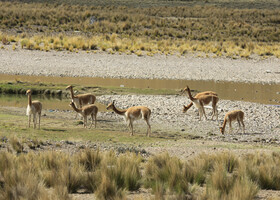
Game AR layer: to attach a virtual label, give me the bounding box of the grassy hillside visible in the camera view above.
[3,0,280,9]
[0,0,279,58]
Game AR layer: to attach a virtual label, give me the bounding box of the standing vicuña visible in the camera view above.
[220,110,245,134]
[184,86,219,120]
[69,101,98,128]
[106,100,151,137]
[66,85,96,118]
[26,89,42,129]
[182,87,217,112]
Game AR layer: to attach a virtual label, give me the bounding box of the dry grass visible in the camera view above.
[144,153,189,197]
[9,135,24,154]
[245,152,280,190]
[0,136,279,199]
[0,1,279,58]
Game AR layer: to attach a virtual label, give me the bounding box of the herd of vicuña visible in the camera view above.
[25,85,245,136]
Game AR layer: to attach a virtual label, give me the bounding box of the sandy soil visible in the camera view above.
[0,48,280,84]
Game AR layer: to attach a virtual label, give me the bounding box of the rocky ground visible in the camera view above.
[0,48,279,199]
[0,48,279,150]
[98,94,280,144]
[0,48,280,84]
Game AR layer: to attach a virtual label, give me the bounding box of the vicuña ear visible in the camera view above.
[113,100,115,104]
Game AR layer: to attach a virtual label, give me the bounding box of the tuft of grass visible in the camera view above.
[184,152,239,185]
[77,148,102,171]
[101,151,142,191]
[95,173,124,200]
[245,152,280,190]
[9,136,24,153]
[203,161,258,200]
[144,153,189,196]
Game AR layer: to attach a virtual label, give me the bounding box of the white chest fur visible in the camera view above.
[26,105,34,115]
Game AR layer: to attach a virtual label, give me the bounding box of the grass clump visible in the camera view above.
[100,151,142,191]
[0,137,278,200]
[184,152,239,185]
[203,161,258,200]
[9,136,24,153]
[144,153,189,197]
[245,152,280,190]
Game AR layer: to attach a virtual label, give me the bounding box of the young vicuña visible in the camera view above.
[69,101,98,128]
[220,110,245,134]
[26,89,42,129]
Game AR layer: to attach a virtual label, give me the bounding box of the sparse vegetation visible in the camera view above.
[0,81,178,96]
[1,141,280,199]
[0,1,279,58]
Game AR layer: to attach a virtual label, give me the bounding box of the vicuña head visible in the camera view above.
[69,100,76,108]
[219,126,225,134]
[66,85,73,90]
[182,104,193,113]
[181,86,189,93]
[26,89,32,95]
[106,100,116,110]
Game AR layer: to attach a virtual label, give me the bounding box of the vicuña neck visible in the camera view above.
[222,118,227,130]
[69,87,75,99]
[28,94,32,106]
[71,103,82,113]
[112,104,127,115]
[186,88,195,101]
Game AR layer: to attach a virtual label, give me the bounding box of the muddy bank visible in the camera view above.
[0,49,280,84]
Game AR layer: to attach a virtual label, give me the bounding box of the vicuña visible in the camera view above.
[106,100,151,137]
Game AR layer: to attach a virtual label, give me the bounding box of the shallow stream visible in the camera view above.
[0,74,279,111]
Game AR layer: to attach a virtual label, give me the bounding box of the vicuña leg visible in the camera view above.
[229,121,233,134]
[241,120,245,134]
[33,114,37,129]
[28,115,31,128]
[211,102,218,121]
[129,120,134,136]
[38,112,41,129]
[84,116,88,128]
[145,119,151,137]
[236,117,245,134]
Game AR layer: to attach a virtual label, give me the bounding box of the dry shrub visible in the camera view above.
[0,153,71,200]
[245,152,280,190]
[9,136,24,154]
[144,153,189,196]
[202,161,258,200]
[1,36,9,45]
[0,152,15,173]
[61,164,84,193]
[95,173,124,200]
[100,151,142,191]
[184,152,239,186]
[0,167,49,200]
[77,148,102,171]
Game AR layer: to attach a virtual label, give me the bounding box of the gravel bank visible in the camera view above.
[1,49,280,83]
[98,94,280,144]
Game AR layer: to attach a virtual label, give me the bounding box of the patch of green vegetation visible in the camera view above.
[0,81,66,96]
[0,81,178,96]
[0,112,167,145]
